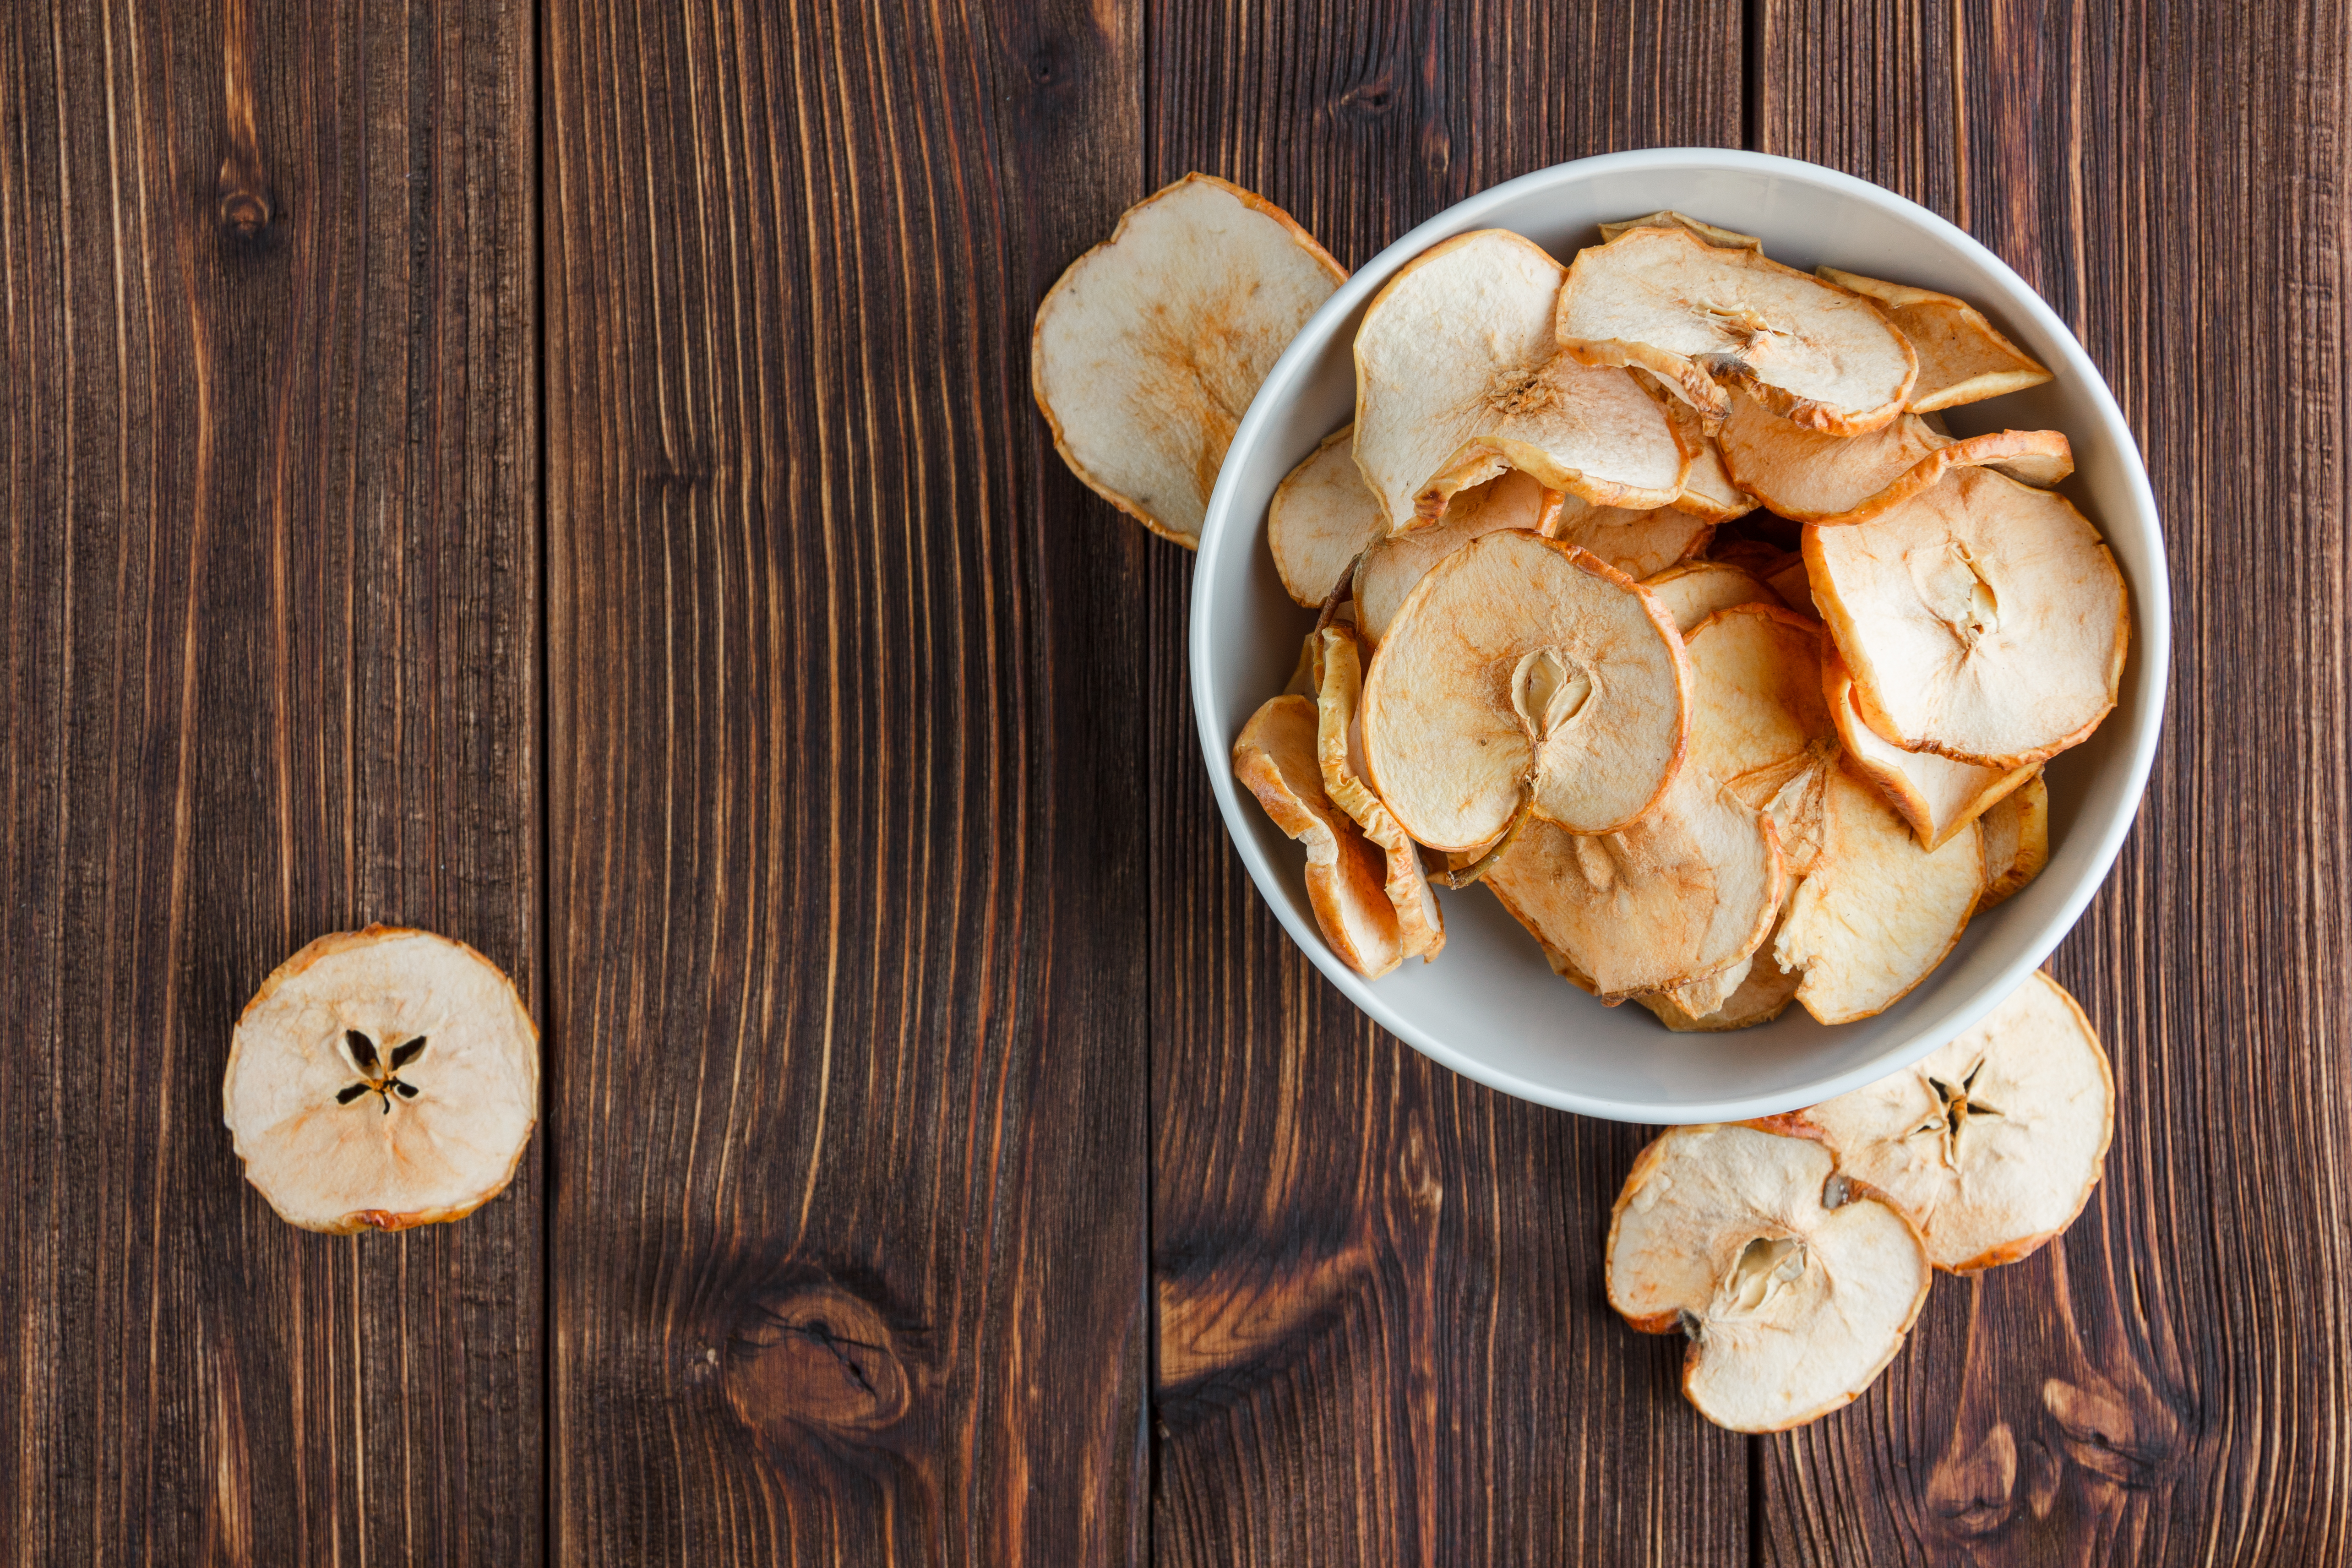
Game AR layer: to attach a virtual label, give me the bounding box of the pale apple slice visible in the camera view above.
[1361,529,1690,848]
[224,927,540,1233]
[1661,394,1758,523]
[1598,211,1764,250]
[1313,626,1444,960]
[1682,604,1840,879]
[1637,915,1804,1031]
[1978,773,2050,910]
[1033,174,1345,547]
[1557,226,1918,434]
[1796,970,2112,1271]
[1806,467,2129,768]
[1773,762,1986,1024]
[1608,1123,1932,1432]
[1269,425,1385,605]
[1550,497,1715,578]
[1826,649,2033,849]
[1233,695,1404,978]
[1818,267,2053,412]
[1485,768,1784,999]
[1353,230,1689,534]
[1717,391,2074,524]
[1643,561,1784,633]
[1352,467,1558,644]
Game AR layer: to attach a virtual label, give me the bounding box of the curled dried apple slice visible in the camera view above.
[1718,391,2074,524]
[1485,768,1783,999]
[1825,648,2032,849]
[1549,498,1715,578]
[1556,226,1917,434]
[1773,762,1985,1024]
[1661,394,1758,523]
[1314,626,1444,960]
[1352,467,1558,644]
[1361,529,1690,848]
[1978,772,2050,910]
[1636,915,1803,1032]
[1033,174,1345,547]
[1233,695,1404,978]
[1608,1124,1931,1432]
[1643,560,1784,633]
[1599,210,1763,250]
[1796,970,2112,1271]
[1353,230,1688,535]
[1817,267,2053,412]
[1270,425,1385,605]
[1806,467,2129,768]
[224,926,539,1233]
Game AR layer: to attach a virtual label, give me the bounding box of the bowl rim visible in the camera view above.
[1188,147,2170,1122]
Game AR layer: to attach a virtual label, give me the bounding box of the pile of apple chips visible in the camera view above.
[1035,179,2130,1432]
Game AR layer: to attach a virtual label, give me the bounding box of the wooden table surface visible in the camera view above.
[5,0,2344,1563]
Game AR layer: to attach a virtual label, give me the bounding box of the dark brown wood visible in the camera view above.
[540,0,1150,1560]
[0,0,540,1562]
[1759,1,2352,1560]
[1143,5,1752,1563]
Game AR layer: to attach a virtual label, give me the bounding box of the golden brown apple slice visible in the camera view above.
[1643,560,1784,633]
[1557,226,1917,434]
[1549,497,1715,578]
[1817,267,2053,412]
[1773,762,1986,1024]
[1661,394,1759,523]
[224,927,540,1233]
[1717,391,2074,524]
[1233,695,1405,978]
[1313,626,1444,960]
[1361,529,1690,848]
[1825,649,2034,849]
[1351,467,1558,645]
[1485,768,1783,999]
[1795,970,2112,1272]
[1608,1123,1932,1432]
[1636,915,1804,1031]
[1353,230,1690,535]
[1806,466,2129,768]
[1269,425,1385,605]
[1977,773,2050,910]
[1033,174,1345,547]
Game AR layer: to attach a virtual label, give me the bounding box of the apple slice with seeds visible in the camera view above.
[1032,174,1345,547]
[1795,970,2112,1272]
[1608,1123,1932,1432]
[1233,695,1405,979]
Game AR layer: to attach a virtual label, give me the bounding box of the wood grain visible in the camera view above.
[541,0,1150,1560]
[0,0,540,1563]
[1759,0,2352,1559]
[1142,5,1752,1563]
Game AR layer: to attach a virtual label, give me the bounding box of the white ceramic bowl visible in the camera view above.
[1191,149,2168,1123]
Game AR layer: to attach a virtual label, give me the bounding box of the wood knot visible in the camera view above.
[726,1284,909,1438]
[219,190,270,235]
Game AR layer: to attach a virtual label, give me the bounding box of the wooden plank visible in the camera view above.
[0,0,540,1562]
[541,0,1149,1560]
[1758,1,2352,1559]
[1142,5,1752,1563]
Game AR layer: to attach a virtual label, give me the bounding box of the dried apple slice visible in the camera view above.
[1599,211,1763,250]
[1773,762,1985,1024]
[1818,267,2053,412]
[1556,226,1918,434]
[1661,395,1758,523]
[1485,768,1783,999]
[1314,626,1444,960]
[1636,916,1804,1031]
[1762,555,1816,618]
[1717,392,2074,524]
[1826,649,2033,849]
[1361,530,1691,848]
[1548,497,1715,578]
[224,926,539,1233]
[1270,425,1385,605]
[1806,467,2129,768]
[1796,970,2112,1271]
[1978,773,2050,910]
[1234,696,1405,978]
[1353,230,1688,534]
[1032,174,1345,548]
[1352,467,1557,644]
[1643,561,1784,633]
[1681,604,1841,881]
[1608,1123,1931,1432]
